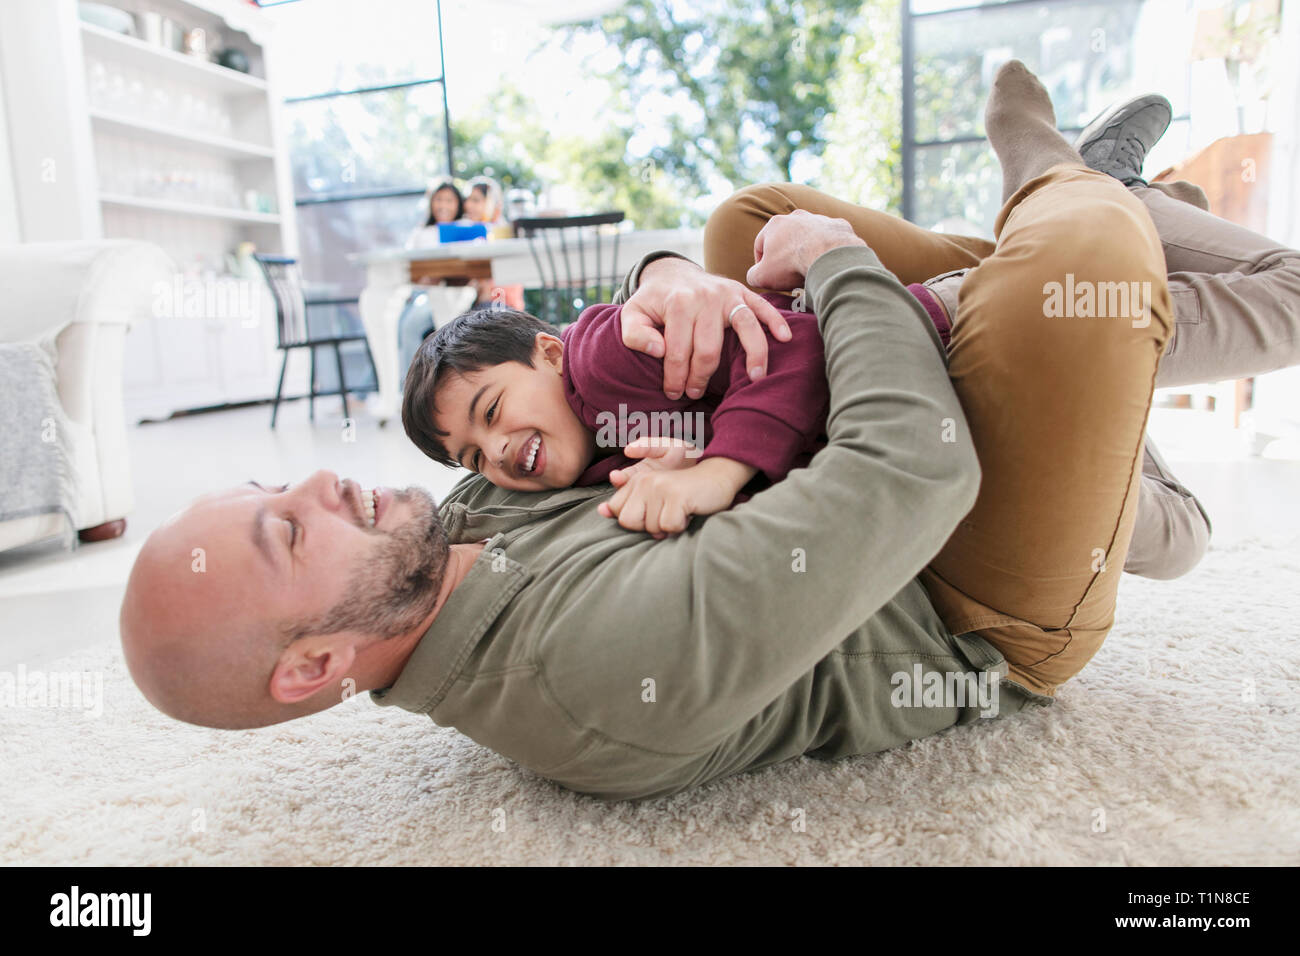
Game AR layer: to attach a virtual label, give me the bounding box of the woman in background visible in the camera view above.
[405,179,465,249]
[399,179,469,377]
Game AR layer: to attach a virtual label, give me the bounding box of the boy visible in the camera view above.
[401,277,953,536]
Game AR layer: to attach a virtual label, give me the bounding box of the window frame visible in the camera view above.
[257,0,454,212]
[900,0,1187,224]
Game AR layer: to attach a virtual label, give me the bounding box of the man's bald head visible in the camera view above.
[119,471,449,729]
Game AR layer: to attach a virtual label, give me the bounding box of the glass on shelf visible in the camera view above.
[105,66,127,111]
[85,50,240,139]
[185,92,206,130]
[125,74,146,113]
[86,58,109,107]
[147,87,172,124]
[215,171,238,208]
[135,168,159,198]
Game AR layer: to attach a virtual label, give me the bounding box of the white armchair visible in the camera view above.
[0,240,172,552]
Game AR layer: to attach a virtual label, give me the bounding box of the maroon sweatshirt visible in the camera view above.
[560,285,951,489]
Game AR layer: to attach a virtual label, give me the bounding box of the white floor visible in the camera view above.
[1,399,1298,669]
[6,532,1296,864]
[0,397,465,667]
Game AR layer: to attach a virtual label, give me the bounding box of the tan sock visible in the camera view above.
[984,60,1082,202]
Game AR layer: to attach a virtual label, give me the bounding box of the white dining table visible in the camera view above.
[350,227,705,423]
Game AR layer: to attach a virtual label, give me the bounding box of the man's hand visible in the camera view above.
[746,210,867,291]
[598,456,757,537]
[619,257,792,401]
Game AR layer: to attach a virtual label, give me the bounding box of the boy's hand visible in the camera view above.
[620,257,791,401]
[598,457,757,538]
[608,436,702,486]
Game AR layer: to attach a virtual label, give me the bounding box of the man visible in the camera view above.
[121,63,1183,801]
[122,197,992,798]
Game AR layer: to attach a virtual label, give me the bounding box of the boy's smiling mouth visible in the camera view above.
[516,431,544,478]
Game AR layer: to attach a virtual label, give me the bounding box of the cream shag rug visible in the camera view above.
[3,538,1298,866]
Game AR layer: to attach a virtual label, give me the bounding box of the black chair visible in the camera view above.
[253,254,378,428]
[512,211,626,324]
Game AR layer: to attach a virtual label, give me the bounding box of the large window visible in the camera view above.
[258,0,453,296]
[902,0,1195,233]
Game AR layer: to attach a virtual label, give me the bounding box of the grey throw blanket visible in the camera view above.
[0,337,79,549]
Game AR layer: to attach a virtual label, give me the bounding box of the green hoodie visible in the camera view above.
[371,244,1022,801]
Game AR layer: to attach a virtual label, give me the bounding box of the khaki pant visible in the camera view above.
[704,164,1174,697]
[1127,183,1300,577]
[707,177,1300,582]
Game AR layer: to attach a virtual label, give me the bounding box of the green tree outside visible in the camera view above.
[565,0,873,188]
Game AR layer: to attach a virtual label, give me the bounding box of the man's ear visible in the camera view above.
[535,332,565,374]
[269,637,359,705]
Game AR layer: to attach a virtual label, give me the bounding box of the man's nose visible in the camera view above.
[300,470,342,505]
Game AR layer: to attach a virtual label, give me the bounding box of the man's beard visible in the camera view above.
[290,486,450,642]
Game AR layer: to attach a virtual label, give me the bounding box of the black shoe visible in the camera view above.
[1074,94,1172,186]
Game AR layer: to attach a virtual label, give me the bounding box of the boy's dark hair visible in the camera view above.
[402,307,554,468]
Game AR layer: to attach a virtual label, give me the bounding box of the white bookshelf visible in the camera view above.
[79,20,270,95]
[100,192,283,224]
[89,109,277,160]
[0,0,305,420]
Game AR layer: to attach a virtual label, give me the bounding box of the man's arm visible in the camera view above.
[611,251,692,306]
[582,230,981,753]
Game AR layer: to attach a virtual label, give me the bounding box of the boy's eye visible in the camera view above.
[486,396,499,424]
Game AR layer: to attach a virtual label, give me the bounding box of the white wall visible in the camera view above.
[1250,0,1300,446]
[0,48,21,244]
[0,0,101,242]
[1267,0,1300,249]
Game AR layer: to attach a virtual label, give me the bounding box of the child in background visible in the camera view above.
[463,175,524,308]
[463,176,505,227]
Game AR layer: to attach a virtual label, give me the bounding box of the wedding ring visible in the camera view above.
[728,303,749,321]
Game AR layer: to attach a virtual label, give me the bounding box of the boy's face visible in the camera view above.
[432,334,597,491]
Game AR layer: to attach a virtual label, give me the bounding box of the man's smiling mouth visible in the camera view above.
[344,480,384,528]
